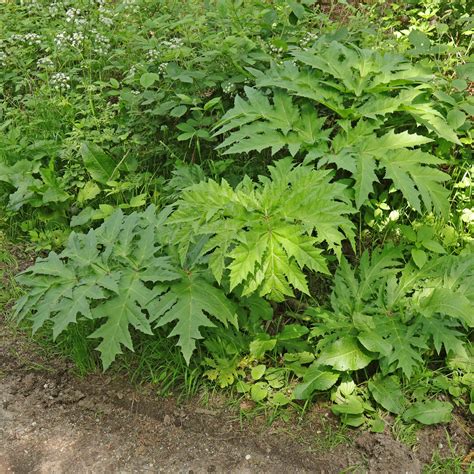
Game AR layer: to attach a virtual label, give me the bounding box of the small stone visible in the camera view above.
[245,454,251,461]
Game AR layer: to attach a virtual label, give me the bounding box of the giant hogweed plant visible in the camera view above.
[13,206,238,368]
[12,158,355,366]
[215,40,471,215]
[169,158,355,301]
[292,247,474,425]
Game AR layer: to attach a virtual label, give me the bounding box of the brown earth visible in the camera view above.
[1,321,473,474]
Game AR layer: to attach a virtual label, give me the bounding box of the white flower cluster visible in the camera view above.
[98,6,114,26]
[222,82,235,94]
[54,31,84,49]
[461,208,474,224]
[10,33,42,46]
[65,8,86,26]
[268,44,283,55]
[127,65,138,78]
[146,49,160,61]
[158,62,168,75]
[70,32,84,47]
[454,175,472,189]
[50,72,70,91]
[162,37,184,50]
[123,0,140,14]
[300,32,318,48]
[0,51,6,66]
[37,57,54,69]
[49,1,62,17]
[91,30,110,55]
[54,31,67,48]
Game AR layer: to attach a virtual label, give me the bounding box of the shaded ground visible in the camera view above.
[1,322,473,474]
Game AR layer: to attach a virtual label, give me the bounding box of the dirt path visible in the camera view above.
[1,319,472,474]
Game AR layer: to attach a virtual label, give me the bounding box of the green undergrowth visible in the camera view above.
[1,0,473,439]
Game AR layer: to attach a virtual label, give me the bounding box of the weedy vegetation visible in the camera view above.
[0,0,473,437]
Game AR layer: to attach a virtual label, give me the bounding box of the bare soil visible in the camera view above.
[1,323,473,474]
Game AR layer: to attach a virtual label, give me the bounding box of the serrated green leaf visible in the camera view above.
[89,274,154,369]
[278,324,309,341]
[153,274,237,364]
[293,367,339,399]
[354,153,378,208]
[358,331,392,356]
[250,336,277,358]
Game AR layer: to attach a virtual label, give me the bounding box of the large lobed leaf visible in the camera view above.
[13,206,237,368]
[170,158,354,301]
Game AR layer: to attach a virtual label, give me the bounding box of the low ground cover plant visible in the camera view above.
[1,0,473,433]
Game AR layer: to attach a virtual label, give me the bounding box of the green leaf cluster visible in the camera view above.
[215,39,468,215]
[294,248,474,405]
[170,158,354,301]
[14,206,237,368]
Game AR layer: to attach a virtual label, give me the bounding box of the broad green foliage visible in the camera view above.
[324,121,450,214]
[215,43,464,214]
[251,40,466,143]
[296,248,474,402]
[170,158,354,301]
[14,206,237,367]
[215,88,330,156]
[2,0,473,430]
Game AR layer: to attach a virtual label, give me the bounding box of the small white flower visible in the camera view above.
[50,72,70,91]
[0,51,6,66]
[100,15,113,26]
[123,0,140,13]
[24,33,42,46]
[49,1,62,17]
[70,32,84,48]
[91,30,110,55]
[222,82,235,94]
[54,31,68,48]
[461,208,474,224]
[65,8,81,22]
[127,65,138,78]
[388,210,400,222]
[454,175,472,189]
[300,32,318,48]
[162,37,184,50]
[158,62,168,75]
[10,33,41,46]
[268,44,283,55]
[146,49,160,62]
